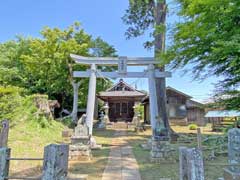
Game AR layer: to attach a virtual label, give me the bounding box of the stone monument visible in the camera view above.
[224,128,240,180]
[179,147,204,180]
[69,114,91,160]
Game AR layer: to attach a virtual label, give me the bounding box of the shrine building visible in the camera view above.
[98,79,146,122]
[98,79,206,125]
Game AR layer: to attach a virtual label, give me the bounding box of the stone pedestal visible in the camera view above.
[69,144,91,161]
[150,138,174,163]
[69,115,92,160]
[70,135,91,161]
[71,136,89,145]
[224,168,240,180]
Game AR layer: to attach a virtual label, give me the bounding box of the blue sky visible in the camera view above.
[0,0,219,102]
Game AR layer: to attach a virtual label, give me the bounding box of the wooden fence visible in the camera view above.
[0,120,86,180]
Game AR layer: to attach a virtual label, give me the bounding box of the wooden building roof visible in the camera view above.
[98,79,146,101]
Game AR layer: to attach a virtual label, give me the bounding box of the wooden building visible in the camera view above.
[98,79,146,122]
[142,87,206,126]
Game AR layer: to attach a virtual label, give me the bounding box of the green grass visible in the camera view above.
[127,129,228,180]
[8,119,67,176]
[0,92,68,176]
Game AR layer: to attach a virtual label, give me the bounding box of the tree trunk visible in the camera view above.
[154,1,171,134]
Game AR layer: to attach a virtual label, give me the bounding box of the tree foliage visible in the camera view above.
[0,22,117,109]
[122,0,156,49]
[166,0,240,109]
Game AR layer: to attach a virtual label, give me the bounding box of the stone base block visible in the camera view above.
[69,144,91,161]
[151,140,175,163]
[71,136,90,145]
[68,173,88,180]
[97,122,106,129]
[150,157,176,164]
[224,168,240,180]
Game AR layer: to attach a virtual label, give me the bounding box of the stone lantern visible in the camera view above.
[103,102,110,124]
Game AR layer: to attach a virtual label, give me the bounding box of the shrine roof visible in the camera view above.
[98,79,146,99]
[98,90,146,97]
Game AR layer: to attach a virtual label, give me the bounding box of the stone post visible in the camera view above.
[0,148,11,180]
[42,144,69,180]
[0,120,9,148]
[86,64,97,135]
[224,128,240,180]
[179,147,204,180]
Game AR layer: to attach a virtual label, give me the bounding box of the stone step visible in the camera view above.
[68,174,88,180]
[112,122,128,129]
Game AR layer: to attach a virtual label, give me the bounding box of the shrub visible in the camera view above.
[188,123,198,130]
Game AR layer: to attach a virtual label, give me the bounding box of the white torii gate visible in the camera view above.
[70,54,171,135]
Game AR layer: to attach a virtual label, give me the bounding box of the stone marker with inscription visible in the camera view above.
[224,128,240,180]
[179,147,204,180]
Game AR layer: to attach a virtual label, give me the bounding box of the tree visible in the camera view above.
[0,22,116,111]
[165,0,240,109]
[123,0,170,134]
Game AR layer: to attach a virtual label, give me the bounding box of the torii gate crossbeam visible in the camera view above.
[71,54,171,136]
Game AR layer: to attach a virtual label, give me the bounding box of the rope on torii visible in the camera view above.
[70,54,171,135]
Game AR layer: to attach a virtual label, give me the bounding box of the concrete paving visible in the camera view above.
[102,130,141,180]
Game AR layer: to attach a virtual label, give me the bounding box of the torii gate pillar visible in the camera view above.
[86,64,97,135]
[148,64,158,131]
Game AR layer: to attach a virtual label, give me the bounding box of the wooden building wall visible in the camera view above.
[187,107,206,126]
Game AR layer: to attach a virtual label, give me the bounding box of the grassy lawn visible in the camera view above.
[7,120,114,179]
[7,121,229,180]
[126,124,228,180]
[8,119,66,177]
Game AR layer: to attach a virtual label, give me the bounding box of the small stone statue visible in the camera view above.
[74,114,89,138]
[78,114,87,126]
